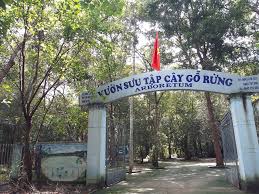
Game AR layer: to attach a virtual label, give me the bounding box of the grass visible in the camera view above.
[0,165,10,182]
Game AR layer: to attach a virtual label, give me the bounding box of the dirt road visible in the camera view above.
[95,160,256,194]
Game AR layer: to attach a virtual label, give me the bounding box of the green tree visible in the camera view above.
[0,0,125,183]
[142,0,251,166]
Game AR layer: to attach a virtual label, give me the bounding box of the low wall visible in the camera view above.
[35,143,87,182]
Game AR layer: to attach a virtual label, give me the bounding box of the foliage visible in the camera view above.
[0,0,126,182]
[31,91,88,142]
[0,0,258,185]
[0,165,10,182]
[142,0,253,70]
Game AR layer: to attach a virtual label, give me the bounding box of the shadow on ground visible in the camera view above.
[94,160,256,194]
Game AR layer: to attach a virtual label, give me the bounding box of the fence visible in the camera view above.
[0,140,127,185]
[106,118,127,186]
[0,144,14,167]
[0,144,16,184]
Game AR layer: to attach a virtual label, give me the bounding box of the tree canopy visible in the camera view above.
[0,0,258,185]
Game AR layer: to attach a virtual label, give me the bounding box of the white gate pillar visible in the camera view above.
[230,94,259,190]
[86,103,106,186]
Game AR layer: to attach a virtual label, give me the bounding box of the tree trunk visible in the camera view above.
[23,118,33,182]
[140,146,144,164]
[168,138,172,159]
[198,135,203,157]
[205,92,224,166]
[184,133,191,160]
[0,43,22,84]
[193,138,198,157]
[152,145,159,167]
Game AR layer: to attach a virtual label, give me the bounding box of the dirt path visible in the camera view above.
[95,160,256,194]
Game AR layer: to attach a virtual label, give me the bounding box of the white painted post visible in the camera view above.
[86,103,106,186]
[230,94,259,190]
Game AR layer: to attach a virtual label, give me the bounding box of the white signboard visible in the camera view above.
[80,70,259,105]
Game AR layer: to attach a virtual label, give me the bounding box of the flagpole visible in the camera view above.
[128,63,134,174]
[150,31,161,167]
[128,2,137,174]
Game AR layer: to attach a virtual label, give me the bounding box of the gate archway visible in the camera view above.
[80,69,259,190]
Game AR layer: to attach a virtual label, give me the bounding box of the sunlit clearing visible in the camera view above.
[130,188,154,192]
[118,181,129,186]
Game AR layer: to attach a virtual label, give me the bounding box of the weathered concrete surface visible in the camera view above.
[87,104,106,185]
[36,143,87,182]
[41,156,87,182]
[230,95,259,191]
[38,143,87,155]
[95,160,256,194]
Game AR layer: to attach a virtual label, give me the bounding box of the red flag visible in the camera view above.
[151,32,160,71]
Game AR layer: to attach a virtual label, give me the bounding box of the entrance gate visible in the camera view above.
[80,69,259,190]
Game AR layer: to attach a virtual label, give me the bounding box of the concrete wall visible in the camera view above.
[35,143,87,182]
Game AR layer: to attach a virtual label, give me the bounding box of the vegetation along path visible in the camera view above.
[95,160,255,194]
